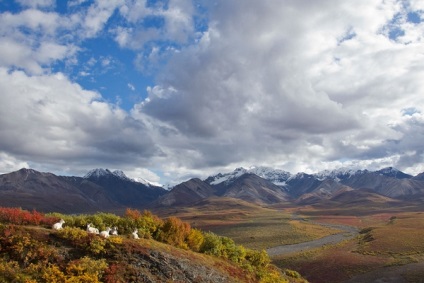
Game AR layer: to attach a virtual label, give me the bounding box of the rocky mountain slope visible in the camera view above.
[156,173,289,207]
[206,166,424,204]
[0,168,166,213]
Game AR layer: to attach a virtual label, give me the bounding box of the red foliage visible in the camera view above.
[124,208,141,220]
[103,263,120,283]
[0,207,58,226]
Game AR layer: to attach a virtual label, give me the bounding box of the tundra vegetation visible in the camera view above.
[0,207,306,283]
[271,211,424,283]
[161,200,424,283]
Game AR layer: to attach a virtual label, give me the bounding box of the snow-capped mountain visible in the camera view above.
[204,167,248,185]
[84,168,162,187]
[204,165,424,200]
[205,166,291,186]
[313,168,369,181]
[84,168,129,180]
[2,165,424,213]
[247,166,291,186]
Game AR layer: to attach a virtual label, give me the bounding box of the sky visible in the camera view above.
[0,0,424,185]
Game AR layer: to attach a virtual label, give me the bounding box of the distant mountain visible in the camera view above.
[375,167,413,179]
[413,172,424,181]
[222,173,289,204]
[0,168,167,213]
[0,168,117,213]
[205,166,291,187]
[155,173,289,207]
[153,178,217,207]
[2,166,424,212]
[205,166,424,204]
[82,168,167,207]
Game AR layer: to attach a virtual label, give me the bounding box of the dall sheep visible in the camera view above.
[110,226,118,236]
[132,228,139,239]
[52,219,65,230]
[100,227,112,238]
[86,223,99,234]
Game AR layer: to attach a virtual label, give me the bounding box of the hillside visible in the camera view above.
[0,207,306,283]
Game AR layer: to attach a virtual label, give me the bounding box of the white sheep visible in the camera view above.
[110,226,118,236]
[132,228,139,239]
[86,223,99,234]
[52,219,65,230]
[100,227,111,238]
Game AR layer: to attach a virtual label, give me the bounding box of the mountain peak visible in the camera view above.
[376,167,412,179]
[314,168,368,181]
[84,168,133,182]
[112,170,131,181]
[83,168,163,187]
[205,166,291,186]
[84,168,113,179]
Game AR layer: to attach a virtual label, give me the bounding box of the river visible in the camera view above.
[266,215,359,257]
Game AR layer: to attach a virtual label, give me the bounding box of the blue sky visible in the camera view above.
[1,0,424,185]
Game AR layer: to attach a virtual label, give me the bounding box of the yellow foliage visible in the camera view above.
[186,228,204,252]
[107,236,123,245]
[42,264,66,283]
[157,216,191,249]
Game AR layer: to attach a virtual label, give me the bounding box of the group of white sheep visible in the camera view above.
[52,219,140,239]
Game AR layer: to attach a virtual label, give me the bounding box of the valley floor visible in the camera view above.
[158,200,424,283]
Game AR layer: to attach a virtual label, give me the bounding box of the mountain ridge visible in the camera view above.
[1,166,424,213]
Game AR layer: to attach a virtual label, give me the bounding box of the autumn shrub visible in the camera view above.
[186,228,204,252]
[0,207,56,226]
[0,260,23,282]
[0,228,58,268]
[155,216,191,249]
[200,231,224,257]
[257,265,289,283]
[284,269,302,278]
[56,227,89,246]
[200,232,246,263]
[42,264,67,283]
[122,209,162,237]
[66,257,108,282]
[55,227,106,254]
[245,249,270,269]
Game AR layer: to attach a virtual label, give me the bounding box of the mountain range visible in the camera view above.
[1,166,424,213]
[0,168,166,213]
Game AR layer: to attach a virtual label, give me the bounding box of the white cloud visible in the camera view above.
[115,0,195,49]
[127,83,135,91]
[0,68,160,172]
[1,0,424,183]
[0,152,30,174]
[15,0,55,9]
[131,0,424,178]
[83,0,124,38]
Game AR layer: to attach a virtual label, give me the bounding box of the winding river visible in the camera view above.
[266,215,359,257]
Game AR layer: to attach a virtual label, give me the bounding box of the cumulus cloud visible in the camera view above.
[1,0,424,183]
[134,0,424,177]
[0,68,161,173]
[0,152,30,174]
